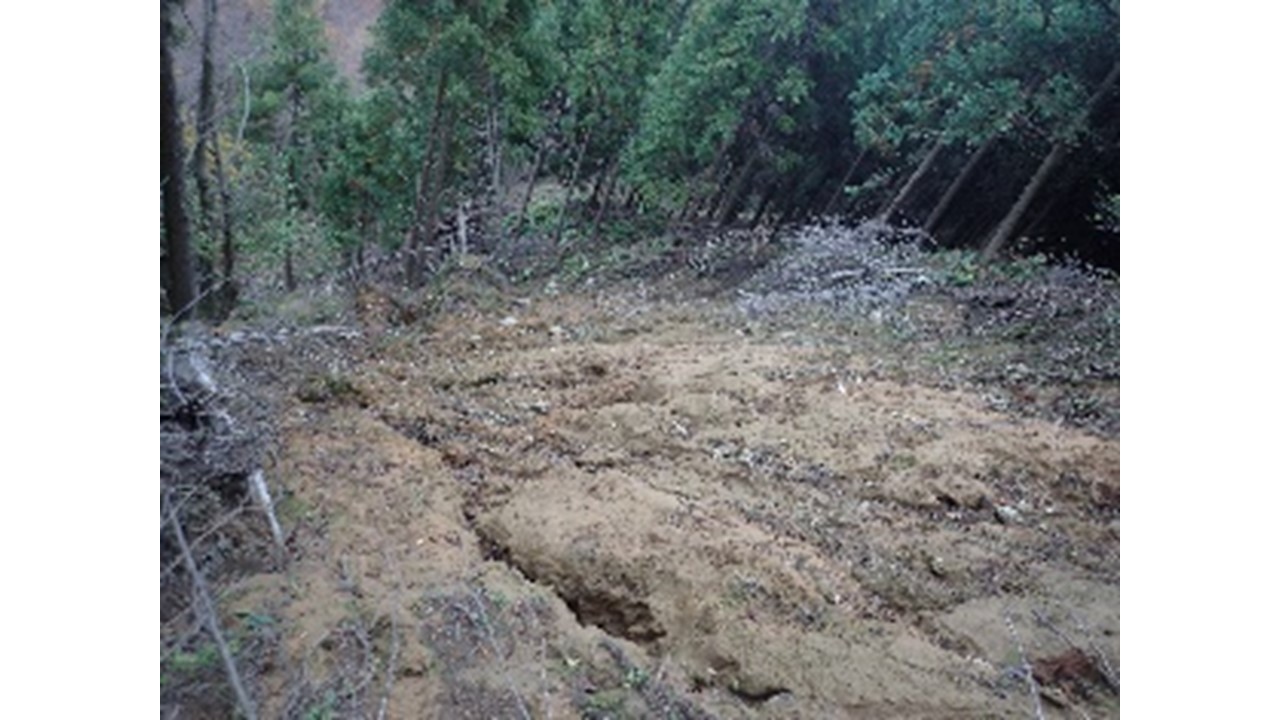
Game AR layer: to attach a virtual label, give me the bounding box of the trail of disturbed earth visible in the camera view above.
[231,290,1119,719]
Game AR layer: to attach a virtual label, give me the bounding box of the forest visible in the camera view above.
[161,2,1120,718]
[161,0,1118,318]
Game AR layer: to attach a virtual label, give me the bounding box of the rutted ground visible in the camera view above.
[220,280,1118,719]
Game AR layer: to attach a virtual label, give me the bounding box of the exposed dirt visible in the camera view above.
[178,265,1118,719]
[162,221,1119,719]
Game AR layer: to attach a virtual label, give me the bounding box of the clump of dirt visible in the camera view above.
[162,221,1119,719]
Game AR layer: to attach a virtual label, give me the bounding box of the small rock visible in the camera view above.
[994,505,1022,524]
[499,315,518,327]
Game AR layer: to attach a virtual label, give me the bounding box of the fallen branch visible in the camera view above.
[164,491,258,720]
[247,468,286,561]
[375,543,404,720]
[161,501,250,580]
[1068,610,1120,693]
[1003,608,1046,720]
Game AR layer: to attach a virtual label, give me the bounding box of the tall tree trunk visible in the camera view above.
[749,181,779,229]
[423,104,455,267]
[407,71,449,287]
[716,141,765,227]
[821,147,869,217]
[981,61,1118,263]
[979,143,1066,263]
[514,132,550,235]
[213,131,237,314]
[486,75,503,206]
[585,156,611,212]
[553,124,592,246]
[589,156,622,243]
[876,138,944,224]
[677,131,737,223]
[161,1,197,318]
[193,0,218,237]
[284,245,296,291]
[924,134,995,235]
[195,0,238,317]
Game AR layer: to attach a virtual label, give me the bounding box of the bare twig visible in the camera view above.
[540,635,551,720]
[164,491,259,720]
[1069,610,1120,692]
[247,468,286,560]
[1030,608,1119,694]
[375,544,404,720]
[1003,608,1045,720]
[237,62,252,146]
[161,501,249,580]
[161,617,208,667]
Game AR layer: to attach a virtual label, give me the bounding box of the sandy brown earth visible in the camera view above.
[198,277,1119,719]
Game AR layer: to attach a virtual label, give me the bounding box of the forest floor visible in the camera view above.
[161,222,1119,719]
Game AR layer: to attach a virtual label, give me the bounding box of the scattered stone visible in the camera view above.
[995,505,1022,525]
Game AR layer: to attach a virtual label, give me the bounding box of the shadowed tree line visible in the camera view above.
[161,0,1118,321]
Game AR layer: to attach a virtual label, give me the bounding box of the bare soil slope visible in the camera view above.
[212,277,1117,718]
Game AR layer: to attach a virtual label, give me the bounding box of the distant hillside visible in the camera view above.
[171,0,384,107]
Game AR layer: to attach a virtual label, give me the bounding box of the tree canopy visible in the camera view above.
[161,0,1119,317]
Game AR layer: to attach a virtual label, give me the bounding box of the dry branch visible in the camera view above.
[248,468,286,560]
[1003,608,1046,720]
[164,491,259,720]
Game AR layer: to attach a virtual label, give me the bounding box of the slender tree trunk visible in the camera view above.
[407,71,449,287]
[979,143,1066,263]
[422,104,455,272]
[678,131,737,222]
[716,142,764,227]
[486,75,503,206]
[553,124,592,246]
[778,174,808,226]
[455,202,469,255]
[195,0,238,317]
[585,156,611,211]
[981,61,1118,263]
[877,138,944,224]
[749,181,779,229]
[193,0,219,234]
[924,134,995,234]
[284,245,296,291]
[515,133,550,235]
[213,133,237,314]
[589,155,622,243]
[821,147,869,217]
[921,76,1048,238]
[161,1,197,318]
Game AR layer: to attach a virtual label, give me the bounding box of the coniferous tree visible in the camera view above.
[161,0,197,318]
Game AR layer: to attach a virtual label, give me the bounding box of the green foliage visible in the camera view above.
[1092,191,1119,233]
[191,0,1117,307]
[934,249,980,287]
[623,665,650,690]
[167,642,222,675]
[304,690,337,720]
[626,0,813,203]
